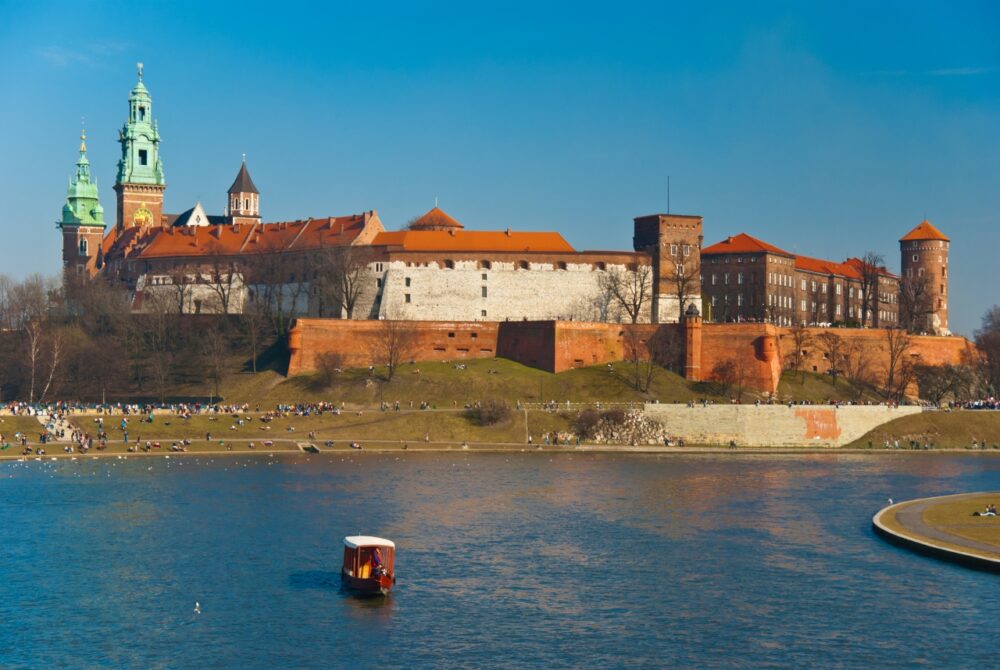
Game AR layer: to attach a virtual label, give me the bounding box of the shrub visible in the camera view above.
[466,399,512,426]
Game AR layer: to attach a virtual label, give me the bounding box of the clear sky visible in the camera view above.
[0,1,996,335]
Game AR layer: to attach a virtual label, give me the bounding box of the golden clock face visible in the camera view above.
[133,205,152,227]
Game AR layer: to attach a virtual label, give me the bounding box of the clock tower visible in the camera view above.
[114,63,165,232]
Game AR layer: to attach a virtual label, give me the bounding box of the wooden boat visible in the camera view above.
[341,536,395,596]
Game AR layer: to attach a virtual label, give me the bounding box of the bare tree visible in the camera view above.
[899,273,933,334]
[623,328,658,392]
[599,265,652,324]
[816,331,845,385]
[166,264,194,315]
[856,251,885,327]
[667,257,700,323]
[241,300,270,375]
[374,318,417,381]
[37,327,65,403]
[201,319,229,400]
[25,320,43,402]
[202,244,241,314]
[320,244,369,319]
[711,357,748,401]
[975,305,1000,395]
[884,327,913,400]
[842,339,875,400]
[786,325,813,382]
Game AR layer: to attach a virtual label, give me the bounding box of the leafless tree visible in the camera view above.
[975,305,1000,395]
[842,339,876,400]
[37,327,65,403]
[667,256,700,323]
[816,331,845,385]
[884,327,913,400]
[166,264,194,315]
[899,273,933,334]
[241,300,270,375]
[201,319,229,400]
[202,244,242,314]
[25,320,43,402]
[623,328,655,392]
[373,318,417,381]
[857,251,885,327]
[785,325,813,382]
[599,265,652,324]
[313,244,369,319]
[711,357,748,401]
[244,243,309,334]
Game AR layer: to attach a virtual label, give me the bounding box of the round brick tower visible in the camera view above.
[899,220,950,335]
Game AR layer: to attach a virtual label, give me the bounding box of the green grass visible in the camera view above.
[776,370,882,404]
[64,409,575,447]
[0,416,47,441]
[847,410,1000,449]
[177,358,741,407]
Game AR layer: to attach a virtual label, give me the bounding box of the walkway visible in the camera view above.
[873,493,1000,570]
[34,412,74,443]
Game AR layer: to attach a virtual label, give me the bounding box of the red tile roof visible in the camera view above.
[701,233,793,256]
[795,254,861,279]
[900,219,949,242]
[408,207,463,231]
[372,230,574,253]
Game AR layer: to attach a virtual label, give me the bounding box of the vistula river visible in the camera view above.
[1,451,998,668]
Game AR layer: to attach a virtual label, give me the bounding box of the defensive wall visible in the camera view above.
[643,404,922,447]
[287,318,974,396]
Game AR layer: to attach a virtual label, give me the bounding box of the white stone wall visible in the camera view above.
[350,259,653,323]
[653,294,703,324]
[643,404,921,447]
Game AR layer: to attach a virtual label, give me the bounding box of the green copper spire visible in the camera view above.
[116,62,165,186]
[60,129,105,228]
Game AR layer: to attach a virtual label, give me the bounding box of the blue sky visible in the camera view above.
[0,0,997,335]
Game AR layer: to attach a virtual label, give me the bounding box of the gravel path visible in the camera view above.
[892,494,1000,558]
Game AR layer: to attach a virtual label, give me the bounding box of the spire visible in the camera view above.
[117,64,163,186]
[228,159,259,194]
[61,130,104,229]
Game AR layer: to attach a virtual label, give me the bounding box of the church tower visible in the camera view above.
[114,63,165,233]
[900,219,950,335]
[227,158,260,226]
[58,129,106,279]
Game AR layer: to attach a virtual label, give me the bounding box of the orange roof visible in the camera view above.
[843,257,897,279]
[372,229,574,253]
[408,207,463,231]
[702,233,792,256]
[795,254,861,279]
[127,215,370,259]
[900,219,949,242]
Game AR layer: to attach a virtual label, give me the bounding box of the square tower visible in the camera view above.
[633,213,703,323]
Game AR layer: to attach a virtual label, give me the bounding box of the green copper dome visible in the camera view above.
[60,131,105,228]
[116,62,165,186]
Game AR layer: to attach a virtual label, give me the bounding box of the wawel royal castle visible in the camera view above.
[59,66,952,335]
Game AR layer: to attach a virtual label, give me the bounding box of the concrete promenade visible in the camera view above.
[873,493,1000,571]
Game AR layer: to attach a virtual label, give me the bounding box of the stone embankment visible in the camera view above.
[643,404,921,447]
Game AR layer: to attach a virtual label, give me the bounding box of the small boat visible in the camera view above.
[341,536,395,596]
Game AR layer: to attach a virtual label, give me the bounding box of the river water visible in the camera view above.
[1,452,998,669]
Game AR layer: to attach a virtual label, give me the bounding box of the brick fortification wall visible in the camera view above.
[288,318,974,396]
[643,404,922,447]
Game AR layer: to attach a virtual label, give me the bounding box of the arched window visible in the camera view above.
[517,260,529,270]
[244,199,250,210]
[556,261,567,270]
[595,262,606,271]
[443,259,455,270]
[79,238,88,255]
[478,260,492,270]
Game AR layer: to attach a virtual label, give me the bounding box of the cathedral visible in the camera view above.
[59,66,950,335]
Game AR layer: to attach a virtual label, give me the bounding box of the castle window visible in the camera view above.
[556,261,567,271]
[139,149,148,166]
[595,262,606,271]
[737,294,744,306]
[482,286,488,298]
[712,274,717,285]
[76,264,85,275]
[448,332,455,338]
[683,245,691,257]
[405,277,411,287]
[405,294,411,303]
[444,259,455,269]
[478,260,492,270]
[79,239,88,255]
[376,279,382,288]
[737,272,743,285]
[913,255,918,262]
[481,310,487,317]
[139,106,146,120]
[482,274,487,281]
[517,260,529,270]
[671,244,678,255]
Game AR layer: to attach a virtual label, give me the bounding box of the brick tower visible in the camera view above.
[58,129,106,279]
[114,63,165,233]
[633,213,704,323]
[227,158,261,226]
[899,219,950,335]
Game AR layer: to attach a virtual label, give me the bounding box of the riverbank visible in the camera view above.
[873,493,1000,570]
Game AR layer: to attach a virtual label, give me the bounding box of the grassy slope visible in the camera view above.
[776,370,881,404]
[847,410,1000,449]
[174,358,742,407]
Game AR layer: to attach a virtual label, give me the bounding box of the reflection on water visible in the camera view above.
[1,452,999,669]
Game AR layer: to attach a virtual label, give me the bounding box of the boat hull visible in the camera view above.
[341,569,393,596]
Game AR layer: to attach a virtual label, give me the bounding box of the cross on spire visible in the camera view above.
[137,62,143,80]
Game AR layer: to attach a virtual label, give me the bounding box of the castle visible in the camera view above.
[60,66,951,339]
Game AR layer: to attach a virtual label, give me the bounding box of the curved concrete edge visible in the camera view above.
[873,494,1000,573]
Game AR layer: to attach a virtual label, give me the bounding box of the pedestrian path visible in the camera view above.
[35,413,74,443]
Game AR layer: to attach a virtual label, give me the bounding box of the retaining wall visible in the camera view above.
[643,403,922,447]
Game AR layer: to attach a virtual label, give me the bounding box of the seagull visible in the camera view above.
[194,602,201,614]
[888,498,894,506]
